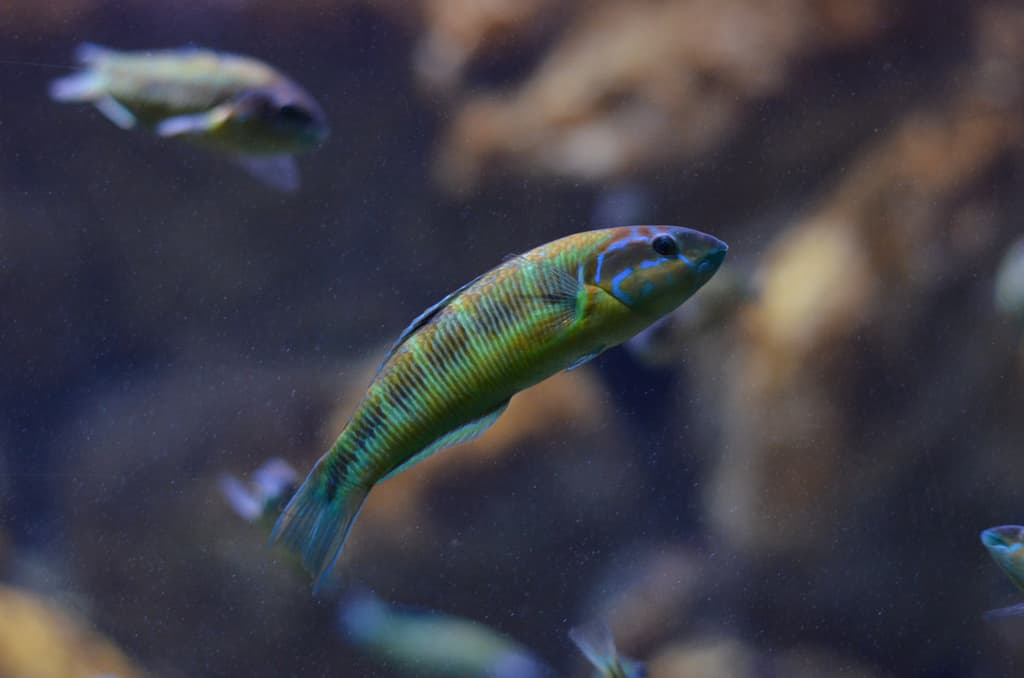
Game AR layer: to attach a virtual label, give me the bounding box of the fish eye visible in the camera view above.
[278,104,313,122]
[652,235,679,257]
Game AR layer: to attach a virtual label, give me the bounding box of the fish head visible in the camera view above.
[981,525,1024,590]
[225,85,330,152]
[587,225,728,320]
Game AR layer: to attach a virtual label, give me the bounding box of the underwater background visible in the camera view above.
[2,1,1024,676]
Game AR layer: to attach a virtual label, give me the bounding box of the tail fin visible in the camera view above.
[270,455,369,594]
[48,72,103,102]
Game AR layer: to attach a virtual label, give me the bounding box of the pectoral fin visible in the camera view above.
[94,96,137,129]
[155,106,231,137]
[382,400,510,480]
[524,257,585,331]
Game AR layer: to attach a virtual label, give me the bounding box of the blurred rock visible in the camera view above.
[435,0,889,192]
[773,646,889,678]
[0,584,145,678]
[648,636,757,678]
[696,5,1024,674]
[412,0,570,93]
[707,5,1024,557]
[577,543,703,658]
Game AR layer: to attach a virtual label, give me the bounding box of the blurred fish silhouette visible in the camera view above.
[49,43,329,192]
[271,226,727,592]
[570,620,646,678]
[995,237,1024,326]
[339,589,554,678]
[980,525,1024,618]
[219,458,298,528]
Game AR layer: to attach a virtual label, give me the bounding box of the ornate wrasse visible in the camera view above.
[273,226,728,590]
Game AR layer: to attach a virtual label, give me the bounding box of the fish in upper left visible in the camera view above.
[49,43,329,192]
[980,525,1024,618]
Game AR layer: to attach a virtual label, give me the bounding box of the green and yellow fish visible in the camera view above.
[273,226,727,590]
[49,43,329,191]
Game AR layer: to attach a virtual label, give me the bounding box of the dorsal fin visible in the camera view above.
[375,271,486,375]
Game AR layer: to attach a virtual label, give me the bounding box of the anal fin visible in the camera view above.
[94,96,137,129]
[567,347,604,371]
[382,399,510,480]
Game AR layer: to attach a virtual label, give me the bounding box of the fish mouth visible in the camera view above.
[695,239,728,278]
[701,241,728,272]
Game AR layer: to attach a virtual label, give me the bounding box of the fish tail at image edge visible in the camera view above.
[270,458,370,594]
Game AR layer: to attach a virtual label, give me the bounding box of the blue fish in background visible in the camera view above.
[339,590,554,678]
[980,525,1024,618]
[569,620,646,678]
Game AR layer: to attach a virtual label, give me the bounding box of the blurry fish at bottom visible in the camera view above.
[980,525,1024,618]
[49,43,329,192]
[338,590,555,678]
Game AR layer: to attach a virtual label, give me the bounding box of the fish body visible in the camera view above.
[273,225,727,590]
[980,525,1024,617]
[339,591,553,678]
[570,620,646,678]
[49,44,328,190]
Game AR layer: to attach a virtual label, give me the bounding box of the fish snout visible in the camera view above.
[695,236,728,279]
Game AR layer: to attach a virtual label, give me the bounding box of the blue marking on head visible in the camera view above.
[637,258,663,270]
[640,281,655,296]
[595,252,607,284]
[1010,542,1023,554]
[611,267,635,305]
[603,238,636,254]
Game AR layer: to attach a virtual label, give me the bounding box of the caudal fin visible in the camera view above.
[270,456,369,594]
[48,72,103,102]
